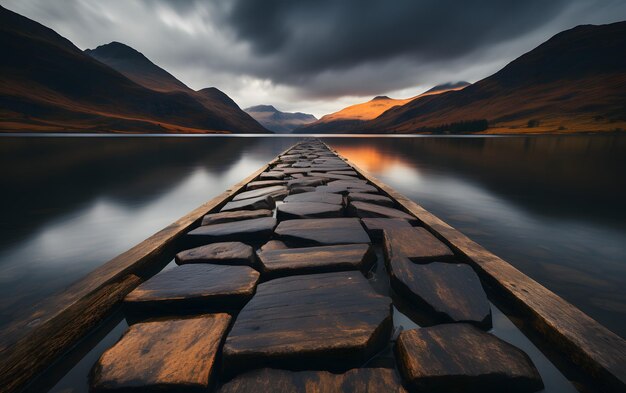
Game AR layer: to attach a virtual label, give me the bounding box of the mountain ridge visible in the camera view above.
[358,22,626,134]
[294,82,469,133]
[245,105,316,133]
[0,6,267,133]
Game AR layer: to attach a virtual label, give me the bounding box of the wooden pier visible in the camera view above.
[1,139,625,392]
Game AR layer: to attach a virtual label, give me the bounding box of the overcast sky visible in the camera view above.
[3,0,626,117]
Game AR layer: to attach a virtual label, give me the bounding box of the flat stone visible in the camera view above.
[219,368,407,393]
[258,240,288,252]
[91,314,231,392]
[390,258,492,328]
[277,202,344,220]
[347,192,394,207]
[309,172,363,181]
[309,166,352,172]
[287,177,327,188]
[222,272,392,374]
[201,209,272,226]
[233,185,288,201]
[274,218,371,246]
[284,191,343,205]
[175,242,255,266]
[383,227,454,262]
[316,183,378,194]
[188,217,276,244]
[125,264,260,313]
[359,218,412,242]
[221,195,275,212]
[278,168,312,175]
[246,180,287,190]
[259,171,285,180]
[290,186,316,194]
[348,201,417,223]
[396,324,543,393]
[256,243,374,278]
[329,170,359,176]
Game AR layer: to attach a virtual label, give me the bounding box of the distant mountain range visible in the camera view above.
[294,82,468,133]
[244,105,316,133]
[1,3,624,135]
[0,6,267,133]
[299,22,626,134]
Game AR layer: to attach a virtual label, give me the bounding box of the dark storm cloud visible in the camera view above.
[225,0,568,75]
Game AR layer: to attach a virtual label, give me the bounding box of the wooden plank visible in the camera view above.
[0,145,293,393]
[331,144,626,392]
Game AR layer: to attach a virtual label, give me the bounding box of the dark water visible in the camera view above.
[1,134,622,393]
[0,135,624,339]
[0,136,295,330]
[329,135,626,338]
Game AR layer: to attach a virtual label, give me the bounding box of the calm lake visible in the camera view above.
[0,134,625,343]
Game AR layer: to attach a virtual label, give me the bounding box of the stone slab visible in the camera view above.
[188,217,276,244]
[390,258,492,328]
[396,324,543,393]
[274,218,371,246]
[383,226,455,262]
[233,186,288,201]
[221,195,275,212]
[284,191,343,205]
[201,210,272,226]
[259,171,286,180]
[316,183,378,194]
[258,240,288,252]
[175,242,255,266]
[90,314,231,392]
[348,201,417,223]
[222,272,392,373]
[361,218,413,241]
[347,192,394,207]
[256,243,374,278]
[219,368,407,393]
[125,264,259,313]
[287,177,328,188]
[308,172,364,181]
[246,180,287,190]
[277,202,344,220]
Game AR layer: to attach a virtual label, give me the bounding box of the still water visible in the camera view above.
[0,135,625,342]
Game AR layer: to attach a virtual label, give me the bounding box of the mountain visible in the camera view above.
[245,105,317,133]
[294,82,468,133]
[84,42,188,93]
[0,6,267,133]
[85,42,266,133]
[359,22,626,134]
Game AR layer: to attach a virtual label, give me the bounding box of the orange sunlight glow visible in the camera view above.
[335,145,410,173]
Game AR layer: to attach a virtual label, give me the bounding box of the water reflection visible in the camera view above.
[328,135,626,338]
[0,137,296,330]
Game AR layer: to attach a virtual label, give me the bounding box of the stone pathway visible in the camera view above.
[90,140,544,393]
